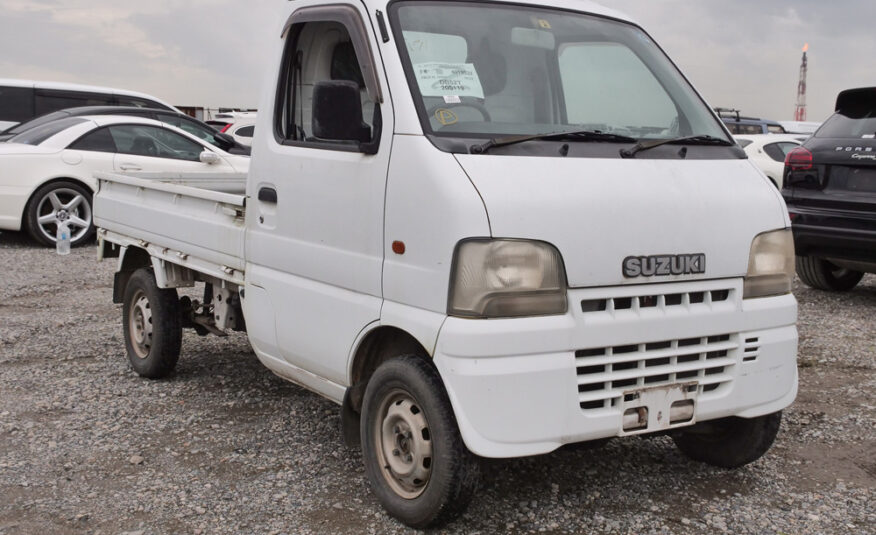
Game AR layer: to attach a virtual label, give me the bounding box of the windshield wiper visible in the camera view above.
[470,130,636,154]
[619,135,734,159]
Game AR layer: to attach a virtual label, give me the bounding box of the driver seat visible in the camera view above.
[130,137,157,157]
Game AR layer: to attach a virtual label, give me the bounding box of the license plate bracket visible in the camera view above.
[619,381,698,436]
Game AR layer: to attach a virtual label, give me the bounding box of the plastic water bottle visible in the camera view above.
[56,220,71,255]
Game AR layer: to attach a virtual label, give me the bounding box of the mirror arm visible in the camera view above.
[359,105,382,155]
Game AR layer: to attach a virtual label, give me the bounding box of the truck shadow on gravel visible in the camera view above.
[140,342,795,532]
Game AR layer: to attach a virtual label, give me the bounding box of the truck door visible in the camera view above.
[244,4,391,386]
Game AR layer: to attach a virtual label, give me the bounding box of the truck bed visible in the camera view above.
[93,171,247,284]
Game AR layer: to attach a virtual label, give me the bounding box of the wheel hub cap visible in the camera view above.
[34,188,91,243]
[129,291,153,359]
[375,391,433,499]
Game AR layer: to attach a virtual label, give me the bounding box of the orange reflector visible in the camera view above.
[392,241,406,255]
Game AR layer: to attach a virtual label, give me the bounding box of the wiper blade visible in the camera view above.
[619,135,733,158]
[470,130,637,154]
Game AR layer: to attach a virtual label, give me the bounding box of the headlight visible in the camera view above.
[448,239,567,318]
[743,229,795,299]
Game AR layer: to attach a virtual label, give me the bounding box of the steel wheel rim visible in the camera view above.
[373,388,433,499]
[128,290,153,359]
[34,187,91,243]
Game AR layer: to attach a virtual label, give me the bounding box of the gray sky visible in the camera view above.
[1,0,873,122]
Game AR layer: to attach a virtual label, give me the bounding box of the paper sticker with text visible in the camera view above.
[414,63,484,99]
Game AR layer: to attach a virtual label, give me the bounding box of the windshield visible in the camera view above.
[390,2,728,143]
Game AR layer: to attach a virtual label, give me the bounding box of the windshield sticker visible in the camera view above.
[443,95,461,104]
[529,17,552,29]
[434,108,459,126]
[414,62,485,99]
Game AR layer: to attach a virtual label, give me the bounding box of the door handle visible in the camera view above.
[119,164,142,171]
[258,187,278,203]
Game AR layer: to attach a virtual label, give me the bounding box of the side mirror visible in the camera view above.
[199,151,221,165]
[312,80,371,144]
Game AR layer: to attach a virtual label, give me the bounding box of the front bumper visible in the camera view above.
[0,185,29,231]
[434,278,798,458]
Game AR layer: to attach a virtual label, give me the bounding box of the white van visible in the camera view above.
[0,78,177,131]
[93,0,798,527]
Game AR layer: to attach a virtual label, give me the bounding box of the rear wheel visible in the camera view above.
[122,268,182,378]
[25,181,94,247]
[672,412,782,468]
[796,256,864,291]
[361,356,479,528]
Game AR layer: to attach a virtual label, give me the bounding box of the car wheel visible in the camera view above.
[25,181,94,247]
[122,268,182,378]
[672,412,782,469]
[796,256,864,291]
[361,356,479,528]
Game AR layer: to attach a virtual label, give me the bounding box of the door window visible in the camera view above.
[158,113,221,146]
[276,19,379,149]
[109,124,205,161]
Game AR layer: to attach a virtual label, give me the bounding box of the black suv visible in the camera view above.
[782,87,876,291]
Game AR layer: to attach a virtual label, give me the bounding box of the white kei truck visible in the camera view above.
[92,0,798,527]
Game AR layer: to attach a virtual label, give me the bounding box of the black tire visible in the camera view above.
[121,268,182,378]
[796,256,864,291]
[361,356,479,528]
[672,411,782,469]
[25,180,94,247]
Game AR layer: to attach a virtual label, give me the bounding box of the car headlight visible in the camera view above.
[743,229,795,299]
[448,239,567,318]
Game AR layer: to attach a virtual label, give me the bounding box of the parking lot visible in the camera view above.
[0,231,873,535]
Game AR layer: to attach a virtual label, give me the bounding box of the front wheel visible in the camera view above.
[122,268,182,378]
[672,411,782,468]
[796,256,864,291]
[361,356,479,528]
[25,180,94,247]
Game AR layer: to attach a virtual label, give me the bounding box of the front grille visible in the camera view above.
[581,288,733,313]
[576,334,737,410]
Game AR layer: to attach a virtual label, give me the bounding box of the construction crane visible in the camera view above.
[794,44,808,122]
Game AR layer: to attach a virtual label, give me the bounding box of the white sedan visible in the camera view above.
[734,134,803,189]
[0,115,249,247]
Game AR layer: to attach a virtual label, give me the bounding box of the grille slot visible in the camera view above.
[575,335,738,411]
[580,288,735,315]
[743,337,760,362]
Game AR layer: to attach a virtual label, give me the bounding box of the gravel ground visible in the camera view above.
[1,230,874,535]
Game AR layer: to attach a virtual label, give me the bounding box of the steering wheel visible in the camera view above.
[426,100,492,125]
